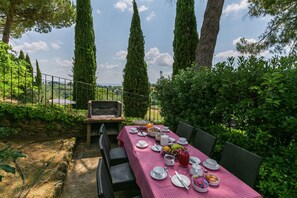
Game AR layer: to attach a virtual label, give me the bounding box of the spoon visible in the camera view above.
[164,167,171,178]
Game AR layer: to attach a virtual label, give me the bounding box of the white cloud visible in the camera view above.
[145,47,173,67]
[223,0,249,15]
[39,57,72,67]
[96,9,101,14]
[146,11,156,21]
[98,63,120,70]
[114,0,132,12]
[50,41,63,50]
[215,50,242,58]
[13,41,48,53]
[114,0,149,13]
[138,5,148,13]
[115,50,127,60]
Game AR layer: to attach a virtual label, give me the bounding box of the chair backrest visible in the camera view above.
[192,129,216,156]
[100,124,111,150]
[176,121,194,141]
[220,142,263,187]
[98,135,111,171]
[97,159,115,198]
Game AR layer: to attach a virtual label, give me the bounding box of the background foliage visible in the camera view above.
[156,56,297,197]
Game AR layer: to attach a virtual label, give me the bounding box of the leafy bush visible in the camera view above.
[155,56,297,197]
[0,103,85,128]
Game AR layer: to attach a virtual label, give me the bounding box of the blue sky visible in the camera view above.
[9,0,271,85]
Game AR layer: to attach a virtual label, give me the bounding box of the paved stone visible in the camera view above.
[60,141,100,198]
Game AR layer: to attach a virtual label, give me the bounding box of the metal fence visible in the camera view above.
[0,67,162,122]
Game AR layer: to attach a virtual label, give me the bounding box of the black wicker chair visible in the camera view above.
[100,124,128,166]
[220,142,263,187]
[192,129,216,156]
[175,121,194,142]
[97,159,141,198]
[99,135,139,192]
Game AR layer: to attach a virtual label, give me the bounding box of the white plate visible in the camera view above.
[171,174,191,188]
[137,132,147,137]
[150,170,167,180]
[136,142,148,148]
[177,140,188,145]
[203,161,220,170]
[169,137,176,143]
[150,145,162,152]
[190,156,201,164]
[129,130,138,134]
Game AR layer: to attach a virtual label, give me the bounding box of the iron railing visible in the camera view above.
[0,67,162,122]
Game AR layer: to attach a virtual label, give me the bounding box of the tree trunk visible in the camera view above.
[2,4,14,44]
[195,0,224,68]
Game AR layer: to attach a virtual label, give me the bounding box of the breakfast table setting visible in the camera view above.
[117,124,262,198]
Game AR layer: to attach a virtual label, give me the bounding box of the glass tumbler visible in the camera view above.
[179,150,189,167]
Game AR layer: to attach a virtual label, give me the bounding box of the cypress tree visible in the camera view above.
[123,0,149,118]
[19,50,25,60]
[172,0,198,76]
[73,0,97,109]
[35,60,42,88]
[25,53,33,75]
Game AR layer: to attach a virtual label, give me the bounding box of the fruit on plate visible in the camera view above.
[161,144,187,157]
[204,173,220,186]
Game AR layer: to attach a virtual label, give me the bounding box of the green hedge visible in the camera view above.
[156,56,297,197]
[0,103,85,131]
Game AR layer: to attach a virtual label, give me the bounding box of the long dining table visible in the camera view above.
[117,125,262,198]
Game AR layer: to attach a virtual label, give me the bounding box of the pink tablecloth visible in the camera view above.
[117,126,262,198]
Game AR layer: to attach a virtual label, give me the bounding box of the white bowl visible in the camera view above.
[204,173,220,186]
[206,158,218,166]
[192,175,209,193]
[153,166,165,178]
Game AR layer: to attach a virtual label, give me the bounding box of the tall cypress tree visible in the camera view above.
[19,50,25,60]
[172,0,198,76]
[73,0,97,109]
[35,60,42,88]
[123,0,149,118]
[25,53,33,75]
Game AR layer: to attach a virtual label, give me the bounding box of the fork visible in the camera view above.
[164,167,171,178]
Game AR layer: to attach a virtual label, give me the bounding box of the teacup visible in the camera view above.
[163,126,169,131]
[206,159,218,167]
[153,166,165,178]
[138,140,147,147]
[130,127,137,132]
[164,154,175,166]
[179,137,187,143]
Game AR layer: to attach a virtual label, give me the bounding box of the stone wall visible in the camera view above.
[0,117,85,138]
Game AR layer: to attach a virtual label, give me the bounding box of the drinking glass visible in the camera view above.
[179,150,189,167]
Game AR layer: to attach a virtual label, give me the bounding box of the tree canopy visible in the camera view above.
[73,0,96,109]
[123,0,149,118]
[0,0,76,43]
[172,0,198,75]
[237,0,297,55]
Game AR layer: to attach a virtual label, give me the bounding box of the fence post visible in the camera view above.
[51,76,54,107]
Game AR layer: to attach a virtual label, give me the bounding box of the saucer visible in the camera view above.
[136,142,148,148]
[129,130,138,134]
[169,137,176,143]
[203,161,220,170]
[190,156,201,164]
[137,132,147,137]
[150,170,167,180]
[177,140,188,145]
[151,145,162,152]
[171,174,191,188]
